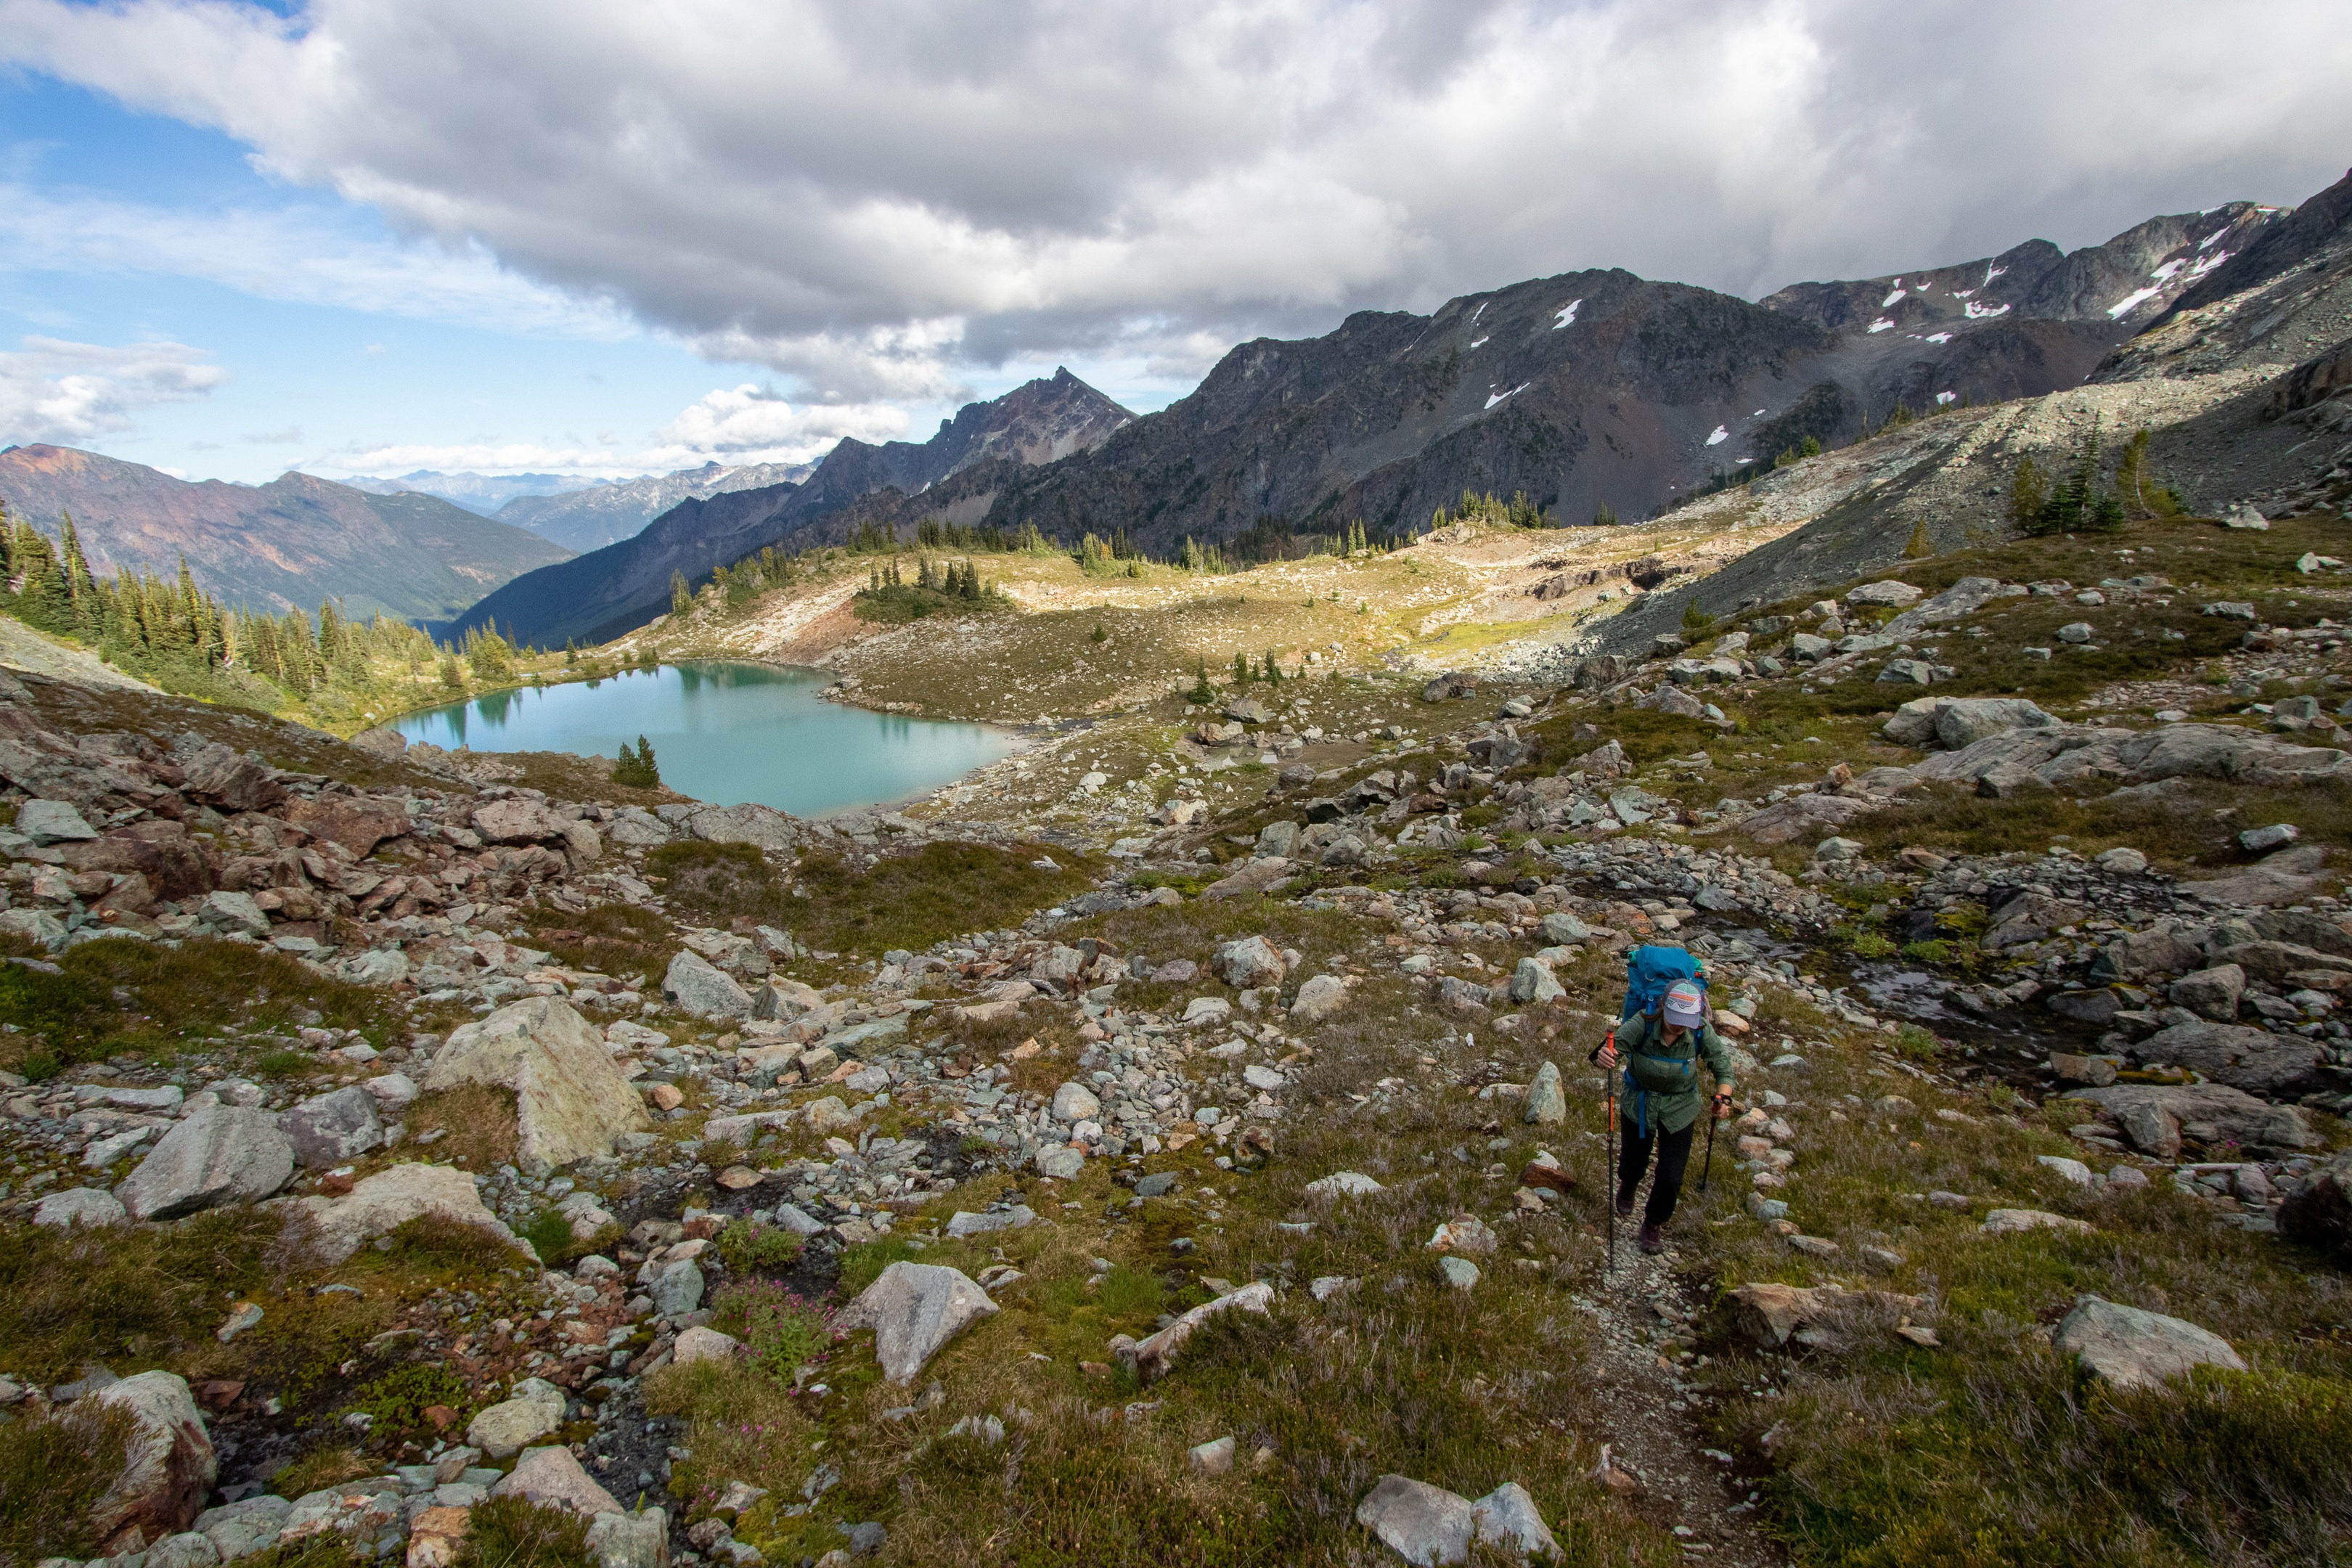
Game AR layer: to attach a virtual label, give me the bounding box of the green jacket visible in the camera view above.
[1616,1011,1737,1135]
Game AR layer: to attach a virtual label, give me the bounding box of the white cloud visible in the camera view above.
[0,0,2345,401]
[656,385,908,457]
[0,335,227,445]
[326,383,907,477]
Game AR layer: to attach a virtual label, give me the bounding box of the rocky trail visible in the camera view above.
[1577,1206,1784,1567]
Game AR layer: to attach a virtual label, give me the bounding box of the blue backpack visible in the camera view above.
[1620,944,1705,1021]
[1618,944,1710,1122]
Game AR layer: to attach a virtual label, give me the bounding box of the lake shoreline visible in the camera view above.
[391,658,1032,821]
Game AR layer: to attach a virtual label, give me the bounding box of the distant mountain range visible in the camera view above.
[341,470,603,516]
[346,461,818,552]
[452,368,1133,647]
[492,462,816,552]
[0,445,571,624]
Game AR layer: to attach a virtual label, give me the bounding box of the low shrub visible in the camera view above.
[714,1219,804,1276]
[708,1280,834,1379]
[348,1363,471,1437]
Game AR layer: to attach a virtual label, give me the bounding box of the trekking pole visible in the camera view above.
[1699,1106,1718,1194]
[1588,1029,1617,1275]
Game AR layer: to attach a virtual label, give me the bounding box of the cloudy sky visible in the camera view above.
[0,0,2344,487]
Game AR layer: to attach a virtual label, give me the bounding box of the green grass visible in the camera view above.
[516,902,674,989]
[0,1205,281,1383]
[0,1402,134,1564]
[648,838,1103,957]
[0,934,404,1074]
[458,1495,597,1568]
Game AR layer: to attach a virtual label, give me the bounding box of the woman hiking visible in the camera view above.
[1597,973,1735,1254]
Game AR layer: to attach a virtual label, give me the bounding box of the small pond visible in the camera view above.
[393,661,1019,816]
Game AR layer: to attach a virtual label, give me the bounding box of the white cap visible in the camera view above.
[1662,980,1706,1028]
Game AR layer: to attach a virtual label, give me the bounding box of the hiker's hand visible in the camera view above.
[1596,1042,1618,1070]
[1713,1090,1734,1121]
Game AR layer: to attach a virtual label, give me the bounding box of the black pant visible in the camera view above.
[1617,1116,1696,1228]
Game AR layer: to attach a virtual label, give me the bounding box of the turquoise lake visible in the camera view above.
[393,661,1020,816]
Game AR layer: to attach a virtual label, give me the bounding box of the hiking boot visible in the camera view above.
[1614,1190,1638,1219]
[1638,1222,1666,1254]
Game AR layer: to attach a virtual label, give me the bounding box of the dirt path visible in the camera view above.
[1575,1176,1785,1565]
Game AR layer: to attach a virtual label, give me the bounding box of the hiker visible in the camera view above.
[1596,974,1735,1254]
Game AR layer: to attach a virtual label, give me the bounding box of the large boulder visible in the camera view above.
[1507,957,1564,1005]
[685,803,800,854]
[585,1508,669,1568]
[1201,858,1293,900]
[494,1445,621,1516]
[279,1086,385,1169]
[2211,940,2352,986]
[17,798,99,844]
[1127,1282,1273,1384]
[467,1378,569,1460]
[1289,973,1349,1024]
[837,1262,998,1384]
[195,1496,291,1562]
[116,1105,293,1221]
[2054,1296,2245,1392]
[1353,1475,1559,1566]
[423,997,650,1171]
[296,1162,537,1265]
[35,1185,127,1228]
[285,797,410,859]
[1846,580,1922,607]
[2181,844,2333,907]
[88,1371,218,1553]
[1214,934,1288,988]
[662,950,754,1020]
[2070,1082,2314,1156]
[2132,1020,2327,1099]
[1882,576,2014,635]
[471,799,569,844]
[1050,1082,1101,1123]
[2168,965,2245,1021]
[1355,1475,1471,1566]
[1737,791,1878,845]
[1935,698,2058,750]
[2280,1150,2352,1260]
[1523,1061,1567,1125]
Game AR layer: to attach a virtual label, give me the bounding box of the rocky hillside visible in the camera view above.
[0,446,573,624]
[3,482,2351,1565]
[1567,173,2352,661]
[453,369,1132,649]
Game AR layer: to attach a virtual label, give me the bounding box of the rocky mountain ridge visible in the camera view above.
[965,201,2279,558]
